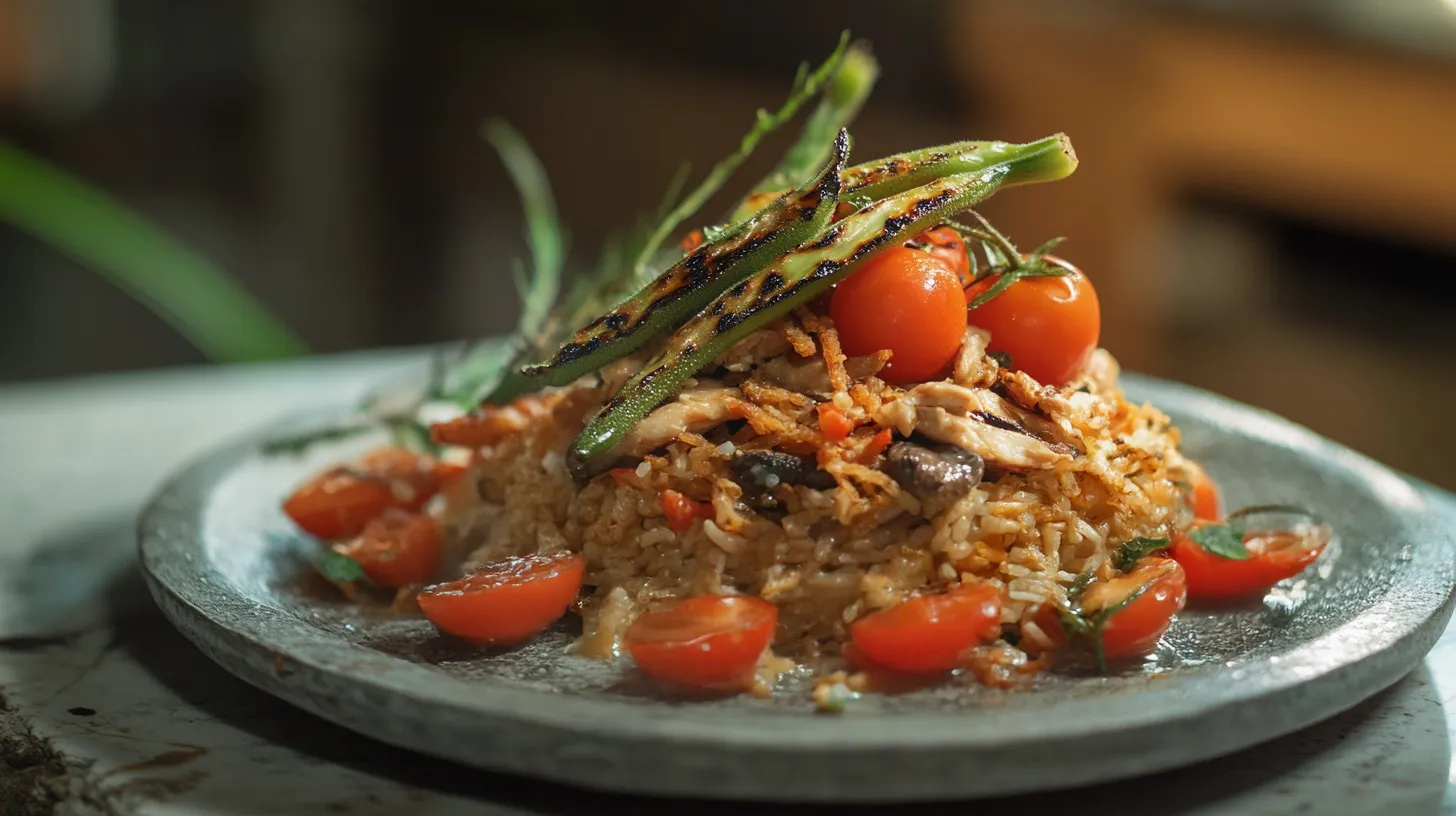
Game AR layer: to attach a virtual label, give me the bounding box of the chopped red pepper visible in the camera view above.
[662,489,713,532]
[817,404,855,441]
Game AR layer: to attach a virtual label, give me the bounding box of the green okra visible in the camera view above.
[485,129,852,405]
[567,133,1079,479]
[730,138,1056,226]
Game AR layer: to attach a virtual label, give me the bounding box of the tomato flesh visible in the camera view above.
[661,489,712,533]
[283,469,395,540]
[340,510,442,588]
[1187,463,1221,521]
[964,255,1100,387]
[626,595,778,690]
[1083,558,1187,661]
[911,226,972,287]
[283,447,456,539]
[1171,528,1326,600]
[849,584,1002,674]
[418,552,585,646]
[832,247,968,384]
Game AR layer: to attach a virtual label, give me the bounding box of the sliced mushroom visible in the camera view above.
[883,442,986,517]
[729,450,836,509]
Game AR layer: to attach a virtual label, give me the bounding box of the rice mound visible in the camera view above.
[437,308,1195,680]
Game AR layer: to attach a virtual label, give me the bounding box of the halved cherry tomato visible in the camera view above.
[626,595,778,690]
[417,552,585,646]
[1171,528,1326,600]
[1188,464,1222,521]
[964,256,1100,387]
[283,468,395,540]
[283,447,456,539]
[1080,558,1187,661]
[339,510,441,588]
[816,403,855,441]
[911,226,972,287]
[661,489,712,533]
[832,246,968,384]
[849,584,1002,674]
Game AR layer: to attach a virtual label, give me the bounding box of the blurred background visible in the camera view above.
[2,0,1455,489]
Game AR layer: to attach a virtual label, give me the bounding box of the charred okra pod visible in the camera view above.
[731,138,1055,225]
[486,130,852,404]
[568,133,1078,478]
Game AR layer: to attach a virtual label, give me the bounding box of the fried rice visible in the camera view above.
[434,305,1197,685]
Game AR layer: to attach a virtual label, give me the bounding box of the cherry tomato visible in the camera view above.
[1080,558,1187,661]
[626,595,778,690]
[849,584,1002,674]
[283,447,456,540]
[339,510,441,588]
[661,489,712,533]
[283,468,395,540]
[1171,528,1327,600]
[832,247,968,384]
[417,552,585,646]
[964,255,1100,387]
[1187,464,1222,521]
[911,226,972,287]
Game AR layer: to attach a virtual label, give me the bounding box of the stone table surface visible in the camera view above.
[2,352,1455,815]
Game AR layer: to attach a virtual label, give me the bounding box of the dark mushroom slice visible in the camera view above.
[883,441,986,518]
[730,450,836,509]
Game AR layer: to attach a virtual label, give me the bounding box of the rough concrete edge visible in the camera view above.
[0,691,115,816]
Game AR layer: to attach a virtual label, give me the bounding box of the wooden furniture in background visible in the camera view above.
[945,0,1456,373]
[943,0,1456,489]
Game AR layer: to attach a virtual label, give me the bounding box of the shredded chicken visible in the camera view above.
[620,386,741,457]
[875,381,1077,470]
[717,329,794,373]
[911,408,1073,470]
[952,326,997,388]
[759,354,888,398]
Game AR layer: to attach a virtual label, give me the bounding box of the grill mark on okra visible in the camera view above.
[760,271,784,294]
[511,130,851,389]
[807,226,841,250]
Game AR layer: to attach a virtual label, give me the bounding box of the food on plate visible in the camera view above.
[274,34,1331,708]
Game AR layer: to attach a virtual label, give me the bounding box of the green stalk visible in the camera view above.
[0,140,307,362]
[568,133,1078,478]
[629,32,851,275]
[731,40,879,221]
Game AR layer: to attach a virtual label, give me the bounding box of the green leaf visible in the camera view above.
[1112,536,1170,572]
[0,140,308,362]
[481,119,566,346]
[1189,524,1251,560]
[317,551,369,584]
[1067,569,1096,602]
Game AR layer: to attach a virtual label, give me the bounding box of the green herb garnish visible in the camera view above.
[1112,536,1170,572]
[1189,524,1250,560]
[317,551,369,585]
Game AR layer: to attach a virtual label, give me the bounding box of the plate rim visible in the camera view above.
[136,372,1456,801]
